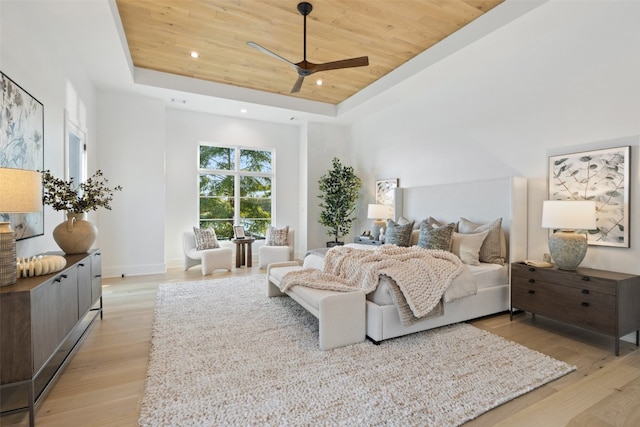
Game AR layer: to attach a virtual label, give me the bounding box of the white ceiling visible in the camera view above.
[37,0,546,125]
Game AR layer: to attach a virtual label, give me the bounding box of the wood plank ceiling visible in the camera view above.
[115,0,504,105]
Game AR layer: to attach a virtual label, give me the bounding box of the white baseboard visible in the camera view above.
[102,263,166,278]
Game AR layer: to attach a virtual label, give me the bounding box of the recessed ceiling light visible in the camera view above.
[316,79,323,86]
[240,108,247,113]
[190,51,199,58]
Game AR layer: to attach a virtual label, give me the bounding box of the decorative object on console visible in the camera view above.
[367,203,392,240]
[549,146,629,247]
[542,200,596,270]
[42,169,122,254]
[318,157,361,246]
[0,168,43,286]
[16,255,67,278]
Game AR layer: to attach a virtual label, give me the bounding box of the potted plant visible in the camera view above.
[41,170,122,254]
[318,157,362,247]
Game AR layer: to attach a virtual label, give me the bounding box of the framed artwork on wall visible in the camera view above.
[548,146,630,247]
[375,179,398,206]
[0,72,44,240]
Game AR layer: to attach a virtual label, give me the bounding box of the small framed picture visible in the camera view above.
[233,226,246,239]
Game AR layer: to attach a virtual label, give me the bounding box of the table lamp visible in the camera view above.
[0,168,43,286]
[541,200,596,270]
[368,203,392,241]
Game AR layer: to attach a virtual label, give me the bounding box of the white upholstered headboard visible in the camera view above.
[395,177,528,263]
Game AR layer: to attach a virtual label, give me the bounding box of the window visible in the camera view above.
[65,112,86,188]
[198,145,273,240]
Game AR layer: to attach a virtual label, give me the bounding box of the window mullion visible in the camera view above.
[234,149,241,226]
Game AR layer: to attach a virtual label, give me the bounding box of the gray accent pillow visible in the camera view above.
[193,227,220,250]
[266,225,289,246]
[458,217,504,264]
[385,219,414,247]
[417,221,455,250]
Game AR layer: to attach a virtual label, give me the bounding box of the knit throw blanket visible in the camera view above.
[279,245,464,319]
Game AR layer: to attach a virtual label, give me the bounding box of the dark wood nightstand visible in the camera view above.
[511,262,640,356]
[353,237,382,246]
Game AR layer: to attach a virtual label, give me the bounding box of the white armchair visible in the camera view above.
[183,231,233,275]
[258,229,295,269]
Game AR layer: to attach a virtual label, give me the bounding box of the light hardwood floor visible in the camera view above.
[3,267,639,426]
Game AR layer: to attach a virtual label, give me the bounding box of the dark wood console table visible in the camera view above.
[0,250,103,426]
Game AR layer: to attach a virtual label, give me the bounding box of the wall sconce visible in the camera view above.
[541,200,596,270]
[0,168,43,286]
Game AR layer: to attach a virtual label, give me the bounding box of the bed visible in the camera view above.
[303,176,528,344]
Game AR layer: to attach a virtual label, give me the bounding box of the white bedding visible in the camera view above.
[369,262,506,306]
[302,247,506,308]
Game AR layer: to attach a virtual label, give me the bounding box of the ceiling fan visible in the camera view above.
[247,2,369,94]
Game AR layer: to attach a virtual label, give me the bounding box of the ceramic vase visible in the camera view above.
[53,213,98,255]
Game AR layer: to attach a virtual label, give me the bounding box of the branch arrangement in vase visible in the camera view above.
[41,170,123,213]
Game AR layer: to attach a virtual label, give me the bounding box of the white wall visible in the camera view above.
[1,0,99,260]
[348,1,640,275]
[305,123,356,250]
[164,109,301,267]
[97,92,166,277]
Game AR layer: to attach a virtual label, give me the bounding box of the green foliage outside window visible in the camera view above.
[199,146,272,239]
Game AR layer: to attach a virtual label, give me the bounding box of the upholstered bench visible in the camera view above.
[266,261,366,350]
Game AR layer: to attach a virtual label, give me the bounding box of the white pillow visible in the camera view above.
[266,225,289,246]
[193,227,220,250]
[458,217,505,264]
[450,230,489,265]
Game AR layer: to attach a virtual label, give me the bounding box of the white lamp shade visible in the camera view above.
[367,204,391,220]
[541,200,596,230]
[0,168,43,213]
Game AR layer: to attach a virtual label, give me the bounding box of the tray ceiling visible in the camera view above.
[115,0,504,105]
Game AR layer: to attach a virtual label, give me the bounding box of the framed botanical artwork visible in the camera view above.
[375,179,398,206]
[0,72,44,240]
[548,146,630,247]
[233,226,246,239]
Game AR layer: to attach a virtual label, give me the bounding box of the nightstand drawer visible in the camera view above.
[512,263,616,295]
[511,262,640,355]
[511,278,616,333]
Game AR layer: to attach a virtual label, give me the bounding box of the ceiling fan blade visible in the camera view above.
[290,75,305,93]
[310,56,369,73]
[247,41,299,70]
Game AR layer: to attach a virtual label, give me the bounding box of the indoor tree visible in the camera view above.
[318,157,362,246]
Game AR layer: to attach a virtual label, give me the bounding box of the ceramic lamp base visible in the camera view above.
[371,220,386,241]
[0,222,17,286]
[548,230,588,270]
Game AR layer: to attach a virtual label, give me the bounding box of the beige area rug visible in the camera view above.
[139,275,575,426]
